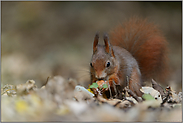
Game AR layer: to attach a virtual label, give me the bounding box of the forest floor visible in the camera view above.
[1,75,182,122]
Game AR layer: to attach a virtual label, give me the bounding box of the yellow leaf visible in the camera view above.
[15,99,28,114]
[87,88,94,94]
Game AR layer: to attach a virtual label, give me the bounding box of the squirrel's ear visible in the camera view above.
[103,33,115,57]
[93,32,99,53]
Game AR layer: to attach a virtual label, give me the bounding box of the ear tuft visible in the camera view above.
[103,33,115,57]
[93,32,99,53]
[103,33,110,53]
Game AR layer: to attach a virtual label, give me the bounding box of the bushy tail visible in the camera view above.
[109,17,169,83]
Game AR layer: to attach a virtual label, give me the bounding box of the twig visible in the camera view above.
[112,80,117,96]
[108,81,113,99]
[124,87,143,102]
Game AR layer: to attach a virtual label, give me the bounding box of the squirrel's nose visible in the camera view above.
[95,71,107,80]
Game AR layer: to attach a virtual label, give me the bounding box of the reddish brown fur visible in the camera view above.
[129,67,143,96]
[93,33,99,53]
[109,17,169,83]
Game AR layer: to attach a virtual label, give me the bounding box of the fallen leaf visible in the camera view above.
[140,87,162,103]
[142,93,155,101]
[151,79,165,99]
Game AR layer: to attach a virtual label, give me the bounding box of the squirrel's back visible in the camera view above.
[109,17,169,83]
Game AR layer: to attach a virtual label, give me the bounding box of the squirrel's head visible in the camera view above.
[90,33,117,81]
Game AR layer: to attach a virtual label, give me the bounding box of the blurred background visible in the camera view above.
[1,2,182,91]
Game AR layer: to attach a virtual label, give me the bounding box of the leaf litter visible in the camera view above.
[1,76,182,122]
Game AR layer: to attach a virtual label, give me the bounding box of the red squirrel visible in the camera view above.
[90,17,169,97]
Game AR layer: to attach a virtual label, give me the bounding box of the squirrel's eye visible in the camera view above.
[106,62,110,67]
[90,63,93,67]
